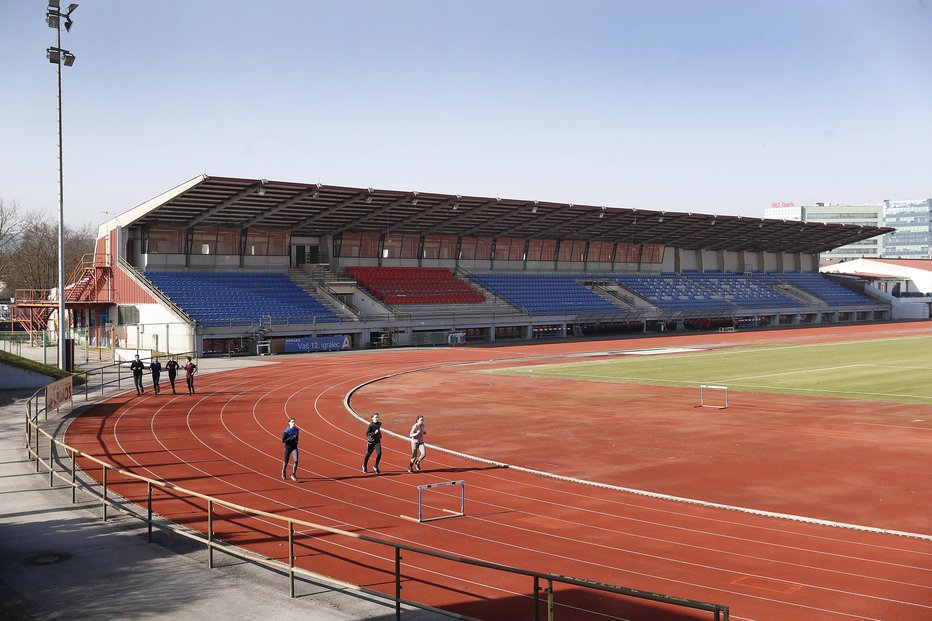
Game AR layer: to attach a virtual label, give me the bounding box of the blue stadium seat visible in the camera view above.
[471,273,622,315]
[763,272,878,306]
[144,272,340,325]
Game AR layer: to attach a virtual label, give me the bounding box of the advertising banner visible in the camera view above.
[284,336,350,353]
[46,377,73,411]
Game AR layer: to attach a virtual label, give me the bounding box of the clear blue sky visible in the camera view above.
[2,1,931,228]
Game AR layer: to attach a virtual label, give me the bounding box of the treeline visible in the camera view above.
[0,197,96,299]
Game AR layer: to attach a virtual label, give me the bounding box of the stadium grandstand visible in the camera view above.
[12,174,895,357]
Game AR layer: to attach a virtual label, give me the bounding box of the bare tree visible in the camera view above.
[65,222,97,276]
[0,197,27,295]
[4,211,97,295]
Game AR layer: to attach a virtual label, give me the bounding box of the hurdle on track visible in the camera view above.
[699,384,729,409]
[416,480,465,523]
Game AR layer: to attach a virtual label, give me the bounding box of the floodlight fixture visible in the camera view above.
[47,47,60,63]
[62,51,75,66]
[47,13,60,28]
[49,0,61,8]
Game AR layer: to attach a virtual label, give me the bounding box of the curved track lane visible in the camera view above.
[67,326,932,621]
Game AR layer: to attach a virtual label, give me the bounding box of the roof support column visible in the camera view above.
[239,228,249,269]
[184,227,193,268]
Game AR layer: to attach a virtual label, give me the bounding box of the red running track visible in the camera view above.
[67,324,932,620]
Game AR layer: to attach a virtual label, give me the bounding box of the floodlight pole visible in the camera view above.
[47,1,78,370]
[55,11,66,371]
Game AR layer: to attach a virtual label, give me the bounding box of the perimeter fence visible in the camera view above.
[23,377,729,621]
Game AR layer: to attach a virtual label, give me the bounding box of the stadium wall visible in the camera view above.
[337,249,824,275]
[143,253,187,270]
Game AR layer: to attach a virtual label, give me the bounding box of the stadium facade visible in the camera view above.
[13,175,897,357]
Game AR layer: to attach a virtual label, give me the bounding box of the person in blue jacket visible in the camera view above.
[281,418,300,481]
[149,357,162,394]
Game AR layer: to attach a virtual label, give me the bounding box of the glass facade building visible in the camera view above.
[883,199,932,259]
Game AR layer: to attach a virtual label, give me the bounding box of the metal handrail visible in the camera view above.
[23,382,729,621]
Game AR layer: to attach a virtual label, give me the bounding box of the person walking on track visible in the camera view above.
[362,412,382,475]
[183,356,197,395]
[165,356,180,394]
[408,415,427,473]
[130,354,145,395]
[150,357,162,394]
[281,418,300,481]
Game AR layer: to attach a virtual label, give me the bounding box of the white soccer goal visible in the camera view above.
[699,384,729,409]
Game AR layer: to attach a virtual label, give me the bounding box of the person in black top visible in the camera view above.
[129,354,145,395]
[281,418,300,481]
[165,356,180,394]
[150,357,162,394]
[362,412,382,475]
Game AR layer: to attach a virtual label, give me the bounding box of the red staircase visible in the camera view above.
[12,254,111,345]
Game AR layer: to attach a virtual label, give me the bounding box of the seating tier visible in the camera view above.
[349,267,485,305]
[144,272,339,325]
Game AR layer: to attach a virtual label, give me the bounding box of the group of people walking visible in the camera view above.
[280,413,428,481]
[129,355,197,396]
[363,413,427,475]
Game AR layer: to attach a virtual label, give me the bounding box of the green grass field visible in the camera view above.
[491,334,932,404]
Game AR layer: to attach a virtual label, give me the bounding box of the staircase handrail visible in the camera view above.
[316,281,362,317]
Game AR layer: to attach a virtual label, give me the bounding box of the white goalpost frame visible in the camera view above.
[699,384,729,409]
[417,480,466,523]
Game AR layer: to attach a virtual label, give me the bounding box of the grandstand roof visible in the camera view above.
[112,175,893,254]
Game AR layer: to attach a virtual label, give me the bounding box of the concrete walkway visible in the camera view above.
[0,348,441,620]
